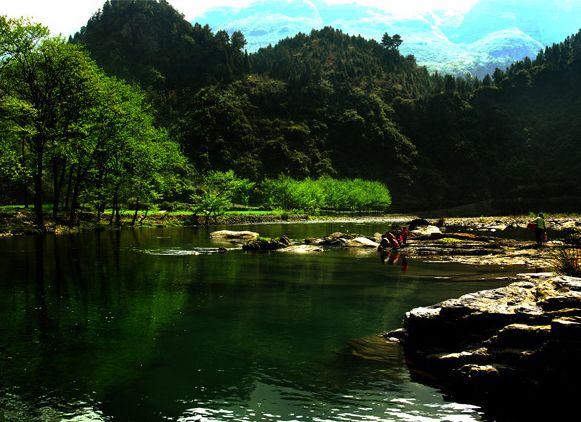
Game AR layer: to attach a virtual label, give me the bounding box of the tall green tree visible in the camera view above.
[1,17,102,229]
[1,15,188,227]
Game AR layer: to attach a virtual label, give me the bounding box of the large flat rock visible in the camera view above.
[210,230,259,240]
[393,273,581,409]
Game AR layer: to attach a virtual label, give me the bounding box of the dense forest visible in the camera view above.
[2,0,580,227]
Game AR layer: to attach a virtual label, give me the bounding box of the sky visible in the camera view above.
[1,0,480,36]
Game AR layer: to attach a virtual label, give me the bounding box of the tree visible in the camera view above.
[444,74,457,92]
[1,15,188,228]
[0,18,101,230]
[492,67,505,85]
[67,76,186,224]
[381,33,403,51]
[231,30,247,51]
[191,171,253,224]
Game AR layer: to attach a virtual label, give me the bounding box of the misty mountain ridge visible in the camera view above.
[199,0,580,77]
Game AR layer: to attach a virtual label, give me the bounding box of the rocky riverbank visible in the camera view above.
[443,215,581,235]
[226,222,576,269]
[403,235,558,268]
[385,272,581,418]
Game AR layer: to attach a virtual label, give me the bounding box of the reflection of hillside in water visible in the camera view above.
[0,226,509,420]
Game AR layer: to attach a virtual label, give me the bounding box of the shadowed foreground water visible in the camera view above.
[0,223,514,421]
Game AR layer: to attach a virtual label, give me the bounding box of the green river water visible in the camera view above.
[0,223,515,421]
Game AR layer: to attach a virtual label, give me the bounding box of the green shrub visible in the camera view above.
[191,170,254,223]
[260,176,391,212]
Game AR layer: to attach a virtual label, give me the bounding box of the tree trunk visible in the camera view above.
[52,160,58,218]
[69,167,82,224]
[33,141,45,232]
[114,185,121,226]
[109,187,118,225]
[115,202,120,226]
[139,208,149,225]
[52,159,66,219]
[131,198,139,226]
[64,165,74,214]
[21,139,29,209]
[95,169,106,222]
[96,201,104,222]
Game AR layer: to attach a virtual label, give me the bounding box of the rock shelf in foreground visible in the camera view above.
[386,273,581,411]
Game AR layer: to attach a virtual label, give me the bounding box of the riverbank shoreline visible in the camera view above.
[0,210,313,237]
[384,272,581,419]
[1,209,580,239]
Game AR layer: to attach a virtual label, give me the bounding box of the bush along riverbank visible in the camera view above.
[384,272,581,418]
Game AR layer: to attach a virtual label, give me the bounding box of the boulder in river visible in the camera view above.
[306,232,378,248]
[343,236,380,248]
[210,230,259,240]
[408,218,431,231]
[278,244,324,254]
[410,225,443,240]
[242,235,292,251]
[388,273,581,411]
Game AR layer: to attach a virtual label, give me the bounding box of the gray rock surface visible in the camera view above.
[210,230,259,240]
[388,274,581,409]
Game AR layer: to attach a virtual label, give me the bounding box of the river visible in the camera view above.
[0,223,513,421]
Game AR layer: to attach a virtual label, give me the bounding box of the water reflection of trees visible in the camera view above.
[0,230,189,419]
[104,249,425,419]
[0,228,503,420]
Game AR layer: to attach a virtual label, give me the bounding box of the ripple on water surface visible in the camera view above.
[0,224,512,421]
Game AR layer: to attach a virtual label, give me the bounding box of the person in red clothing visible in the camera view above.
[386,232,400,249]
[398,227,409,246]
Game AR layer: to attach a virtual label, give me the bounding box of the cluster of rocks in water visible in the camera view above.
[210,219,575,268]
[384,273,581,415]
[212,219,581,417]
[210,229,387,252]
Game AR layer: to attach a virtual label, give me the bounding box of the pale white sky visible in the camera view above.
[1,0,479,36]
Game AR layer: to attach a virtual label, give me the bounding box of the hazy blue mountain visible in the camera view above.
[197,0,581,77]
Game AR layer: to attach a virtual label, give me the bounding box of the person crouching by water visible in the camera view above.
[379,233,390,251]
[535,213,547,247]
[379,232,400,250]
[379,232,399,263]
[398,226,409,246]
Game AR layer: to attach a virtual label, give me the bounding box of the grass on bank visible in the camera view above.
[0,204,287,216]
[552,248,581,277]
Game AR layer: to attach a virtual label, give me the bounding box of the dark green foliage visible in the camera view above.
[393,30,581,210]
[71,0,246,90]
[381,33,403,51]
[4,0,581,214]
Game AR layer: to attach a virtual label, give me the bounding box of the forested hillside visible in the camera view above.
[65,0,581,211]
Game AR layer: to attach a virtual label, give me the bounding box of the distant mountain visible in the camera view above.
[198,0,580,77]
